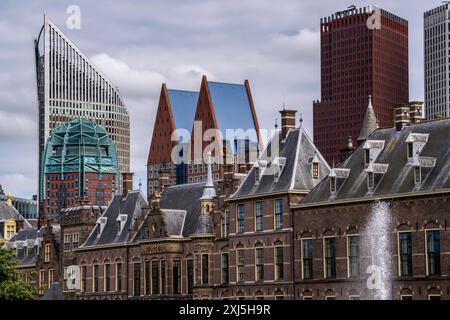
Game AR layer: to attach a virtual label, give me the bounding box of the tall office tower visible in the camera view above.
[34,16,130,201]
[313,5,409,163]
[424,4,450,119]
[40,119,120,223]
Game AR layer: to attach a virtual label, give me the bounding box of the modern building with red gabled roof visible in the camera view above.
[147,76,262,196]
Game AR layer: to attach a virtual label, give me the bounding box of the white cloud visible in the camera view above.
[91,53,166,99]
[0,173,37,198]
[0,111,36,139]
[270,29,320,61]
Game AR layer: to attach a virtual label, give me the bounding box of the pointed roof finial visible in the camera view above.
[299,113,303,127]
[357,94,379,143]
[274,118,278,130]
[138,179,142,190]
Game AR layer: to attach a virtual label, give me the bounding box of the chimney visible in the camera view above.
[223,164,234,184]
[394,103,410,131]
[279,108,297,140]
[158,169,171,189]
[409,101,423,124]
[122,172,134,198]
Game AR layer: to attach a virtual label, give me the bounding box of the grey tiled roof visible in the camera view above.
[81,190,148,247]
[5,226,59,267]
[0,201,31,228]
[300,119,450,206]
[159,182,208,237]
[231,126,330,198]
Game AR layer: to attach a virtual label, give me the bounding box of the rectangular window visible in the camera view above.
[151,260,159,294]
[48,269,54,288]
[364,148,370,164]
[255,248,264,282]
[64,234,71,251]
[275,246,284,280]
[160,260,166,294]
[414,166,421,184]
[221,253,229,284]
[237,204,245,234]
[367,172,374,189]
[312,162,320,179]
[93,264,99,293]
[274,199,283,229]
[330,177,337,193]
[44,244,51,262]
[348,235,360,278]
[72,233,79,249]
[104,263,110,292]
[426,230,441,276]
[187,259,194,294]
[399,232,412,277]
[221,211,230,238]
[202,254,209,285]
[236,249,245,282]
[81,266,87,293]
[133,262,141,296]
[407,143,413,159]
[255,202,263,232]
[324,237,336,279]
[144,260,151,295]
[302,239,313,280]
[116,263,122,292]
[39,269,45,294]
[172,260,181,294]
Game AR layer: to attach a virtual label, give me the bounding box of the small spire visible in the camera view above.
[274,118,278,129]
[200,151,216,200]
[299,113,303,127]
[138,179,142,191]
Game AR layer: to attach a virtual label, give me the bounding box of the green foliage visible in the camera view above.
[0,247,36,300]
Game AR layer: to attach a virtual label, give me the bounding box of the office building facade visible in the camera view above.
[34,16,130,205]
[424,3,450,119]
[313,5,409,163]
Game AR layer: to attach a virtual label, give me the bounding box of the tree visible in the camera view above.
[0,247,36,300]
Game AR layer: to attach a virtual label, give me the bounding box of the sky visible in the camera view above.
[0,0,438,198]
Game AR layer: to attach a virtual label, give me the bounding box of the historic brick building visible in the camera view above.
[313,5,409,163]
[292,109,450,300]
[147,75,262,195]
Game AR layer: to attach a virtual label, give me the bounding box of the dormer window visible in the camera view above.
[96,217,107,237]
[407,143,413,159]
[330,177,337,193]
[414,166,421,185]
[255,167,260,185]
[364,149,371,165]
[367,172,374,189]
[312,162,320,180]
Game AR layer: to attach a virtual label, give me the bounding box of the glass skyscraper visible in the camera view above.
[34,16,130,208]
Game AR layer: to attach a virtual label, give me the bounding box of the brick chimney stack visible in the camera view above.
[394,103,411,131]
[409,101,423,124]
[122,172,134,198]
[158,169,171,189]
[279,109,297,140]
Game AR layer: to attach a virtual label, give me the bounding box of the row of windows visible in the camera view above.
[236,199,284,234]
[299,230,441,281]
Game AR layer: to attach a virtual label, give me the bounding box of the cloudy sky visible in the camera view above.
[0,0,436,198]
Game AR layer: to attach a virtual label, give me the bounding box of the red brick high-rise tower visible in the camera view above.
[313,5,409,163]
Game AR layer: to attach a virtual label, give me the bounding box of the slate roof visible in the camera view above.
[207,81,259,149]
[0,201,31,227]
[159,182,208,237]
[4,226,60,267]
[168,89,199,136]
[231,126,330,198]
[81,190,148,248]
[300,119,450,206]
